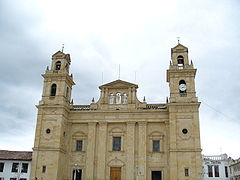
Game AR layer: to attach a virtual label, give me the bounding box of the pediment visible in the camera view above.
[52,51,65,58]
[99,80,138,89]
[172,43,188,51]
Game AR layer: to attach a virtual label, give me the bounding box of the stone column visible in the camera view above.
[85,122,97,180]
[138,122,147,180]
[126,122,135,179]
[96,122,107,180]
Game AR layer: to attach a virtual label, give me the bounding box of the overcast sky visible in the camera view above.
[0,0,239,158]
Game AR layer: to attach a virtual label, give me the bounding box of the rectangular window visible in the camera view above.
[152,140,160,152]
[20,179,27,180]
[225,166,228,177]
[10,178,17,180]
[184,168,189,176]
[112,137,121,151]
[208,165,213,177]
[0,163,4,172]
[11,163,19,173]
[21,163,28,173]
[42,166,46,173]
[214,165,219,177]
[0,177,4,180]
[76,140,83,151]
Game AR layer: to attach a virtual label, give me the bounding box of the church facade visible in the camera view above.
[30,43,202,180]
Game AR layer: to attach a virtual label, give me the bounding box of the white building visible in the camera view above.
[229,158,240,180]
[202,154,231,180]
[0,150,32,180]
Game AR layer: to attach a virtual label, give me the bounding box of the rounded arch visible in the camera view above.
[50,84,57,96]
[179,80,186,85]
[177,55,184,68]
[55,61,61,70]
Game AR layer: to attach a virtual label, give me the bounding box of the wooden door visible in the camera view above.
[110,167,121,180]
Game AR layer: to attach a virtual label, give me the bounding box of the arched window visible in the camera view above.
[66,87,69,98]
[179,80,186,94]
[55,61,61,70]
[50,84,57,96]
[123,93,127,104]
[116,93,121,104]
[177,56,184,69]
[109,93,114,104]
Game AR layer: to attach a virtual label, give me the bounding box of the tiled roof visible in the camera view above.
[0,150,32,161]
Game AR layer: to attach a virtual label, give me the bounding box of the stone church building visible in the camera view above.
[30,43,202,180]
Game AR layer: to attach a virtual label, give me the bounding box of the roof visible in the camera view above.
[0,150,32,161]
[172,43,188,50]
[99,79,138,89]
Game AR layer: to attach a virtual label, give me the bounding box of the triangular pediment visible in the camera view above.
[99,79,138,89]
[52,51,65,58]
[172,43,188,50]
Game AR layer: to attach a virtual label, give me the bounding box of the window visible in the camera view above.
[214,165,219,177]
[10,178,17,180]
[225,166,229,177]
[177,55,184,69]
[152,140,160,152]
[0,177,4,180]
[185,168,189,176]
[55,61,61,70]
[76,140,83,151]
[50,84,57,96]
[0,163,4,172]
[112,137,121,151]
[11,163,19,173]
[42,166,46,173]
[116,93,121,104]
[208,165,213,177]
[123,93,127,104]
[21,163,28,173]
[20,179,27,180]
[109,94,114,104]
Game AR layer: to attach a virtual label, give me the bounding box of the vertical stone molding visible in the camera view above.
[85,122,97,180]
[96,122,107,180]
[126,122,136,179]
[138,122,147,180]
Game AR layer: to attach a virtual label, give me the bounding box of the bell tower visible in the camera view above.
[167,43,198,103]
[40,51,75,105]
[31,50,75,180]
[166,43,202,179]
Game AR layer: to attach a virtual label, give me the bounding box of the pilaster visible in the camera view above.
[126,122,135,179]
[138,122,147,180]
[96,122,107,180]
[85,122,97,180]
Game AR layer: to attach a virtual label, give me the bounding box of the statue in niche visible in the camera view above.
[116,93,121,104]
[109,94,114,104]
[123,93,127,104]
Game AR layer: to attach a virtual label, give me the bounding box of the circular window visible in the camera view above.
[182,128,188,134]
[46,129,51,134]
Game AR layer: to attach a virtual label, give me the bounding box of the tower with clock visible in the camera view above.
[167,43,202,179]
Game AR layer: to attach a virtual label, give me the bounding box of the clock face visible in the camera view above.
[179,84,187,91]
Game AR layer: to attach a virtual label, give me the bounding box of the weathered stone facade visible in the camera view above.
[30,43,202,180]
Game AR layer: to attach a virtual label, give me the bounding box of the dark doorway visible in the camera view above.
[152,171,162,180]
[72,169,82,180]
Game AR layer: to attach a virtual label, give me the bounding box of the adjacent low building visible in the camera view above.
[0,150,32,180]
[202,154,231,180]
[229,158,240,180]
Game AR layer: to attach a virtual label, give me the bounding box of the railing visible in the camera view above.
[70,105,97,111]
